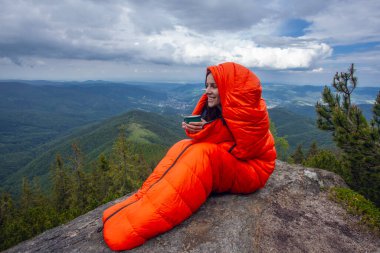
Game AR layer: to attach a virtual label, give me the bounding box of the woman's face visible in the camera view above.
[205,73,220,108]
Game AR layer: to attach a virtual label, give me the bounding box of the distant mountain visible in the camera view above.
[278,103,375,122]
[2,110,186,194]
[268,107,334,151]
[262,83,378,108]
[0,81,169,183]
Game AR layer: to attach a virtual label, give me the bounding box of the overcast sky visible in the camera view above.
[0,0,379,86]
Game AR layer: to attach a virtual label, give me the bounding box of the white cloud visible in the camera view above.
[144,26,332,69]
[312,67,323,73]
[304,0,380,44]
[323,49,380,75]
[0,0,378,85]
[0,1,332,70]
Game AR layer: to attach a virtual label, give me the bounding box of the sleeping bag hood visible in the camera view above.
[192,62,275,160]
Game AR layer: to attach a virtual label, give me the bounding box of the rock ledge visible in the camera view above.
[5,160,380,253]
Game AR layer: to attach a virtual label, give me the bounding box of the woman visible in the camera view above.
[182,69,222,133]
[101,62,276,251]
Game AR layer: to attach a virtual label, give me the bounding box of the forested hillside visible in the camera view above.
[2,110,186,194]
[0,81,170,186]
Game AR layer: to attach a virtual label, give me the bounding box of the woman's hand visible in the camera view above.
[182,119,207,133]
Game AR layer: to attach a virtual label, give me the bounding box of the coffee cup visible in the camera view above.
[184,115,202,124]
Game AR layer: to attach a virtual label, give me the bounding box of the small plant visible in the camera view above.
[329,187,380,234]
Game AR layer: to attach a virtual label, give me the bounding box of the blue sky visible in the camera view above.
[0,0,379,87]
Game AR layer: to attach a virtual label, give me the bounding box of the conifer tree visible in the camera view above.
[69,143,91,213]
[19,177,57,240]
[70,143,83,171]
[51,154,73,215]
[135,153,151,182]
[20,177,32,210]
[92,153,111,203]
[316,64,380,206]
[30,178,47,208]
[306,142,318,159]
[0,192,13,227]
[99,153,110,172]
[291,144,304,164]
[108,125,136,196]
[0,192,18,250]
[372,92,380,129]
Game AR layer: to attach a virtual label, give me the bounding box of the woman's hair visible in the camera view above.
[203,106,222,122]
[203,69,222,122]
[205,69,211,83]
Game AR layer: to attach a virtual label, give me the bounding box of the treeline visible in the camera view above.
[272,128,348,182]
[290,142,349,183]
[0,126,153,251]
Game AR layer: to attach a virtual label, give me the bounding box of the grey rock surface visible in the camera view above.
[5,160,380,253]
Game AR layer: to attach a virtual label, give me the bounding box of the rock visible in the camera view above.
[5,160,380,253]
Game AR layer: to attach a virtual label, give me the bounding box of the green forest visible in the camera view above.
[0,128,164,250]
[1,110,186,195]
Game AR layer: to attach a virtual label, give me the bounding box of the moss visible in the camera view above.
[329,187,380,234]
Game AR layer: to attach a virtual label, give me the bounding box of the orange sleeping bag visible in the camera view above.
[101,62,276,251]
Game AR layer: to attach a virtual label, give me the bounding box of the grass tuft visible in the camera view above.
[329,187,380,234]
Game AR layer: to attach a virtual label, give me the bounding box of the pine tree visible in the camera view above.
[0,192,15,250]
[135,153,151,182]
[0,192,13,228]
[316,64,380,206]
[69,143,91,213]
[2,179,59,251]
[30,177,46,208]
[372,92,380,129]
[19,177,58,240]
[91,153,111,204]
[291,144,304,164]
[51,154,73,215]
[306,141,318,159]
[20,177,32,210]
[108,125,136,196]
[99,153,110,172]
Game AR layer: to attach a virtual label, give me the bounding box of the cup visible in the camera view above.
[184,115,202,124]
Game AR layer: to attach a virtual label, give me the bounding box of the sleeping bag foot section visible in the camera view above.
[102,140,217,251]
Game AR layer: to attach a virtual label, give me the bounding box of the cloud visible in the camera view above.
[312,67,323,73]
[303,0,380,45]
[125,0,273,32]
[324,49,380,75]
[143,26,332,69]
[0,0,332,70]
[0,0,378,85]
[0,1,139,59]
